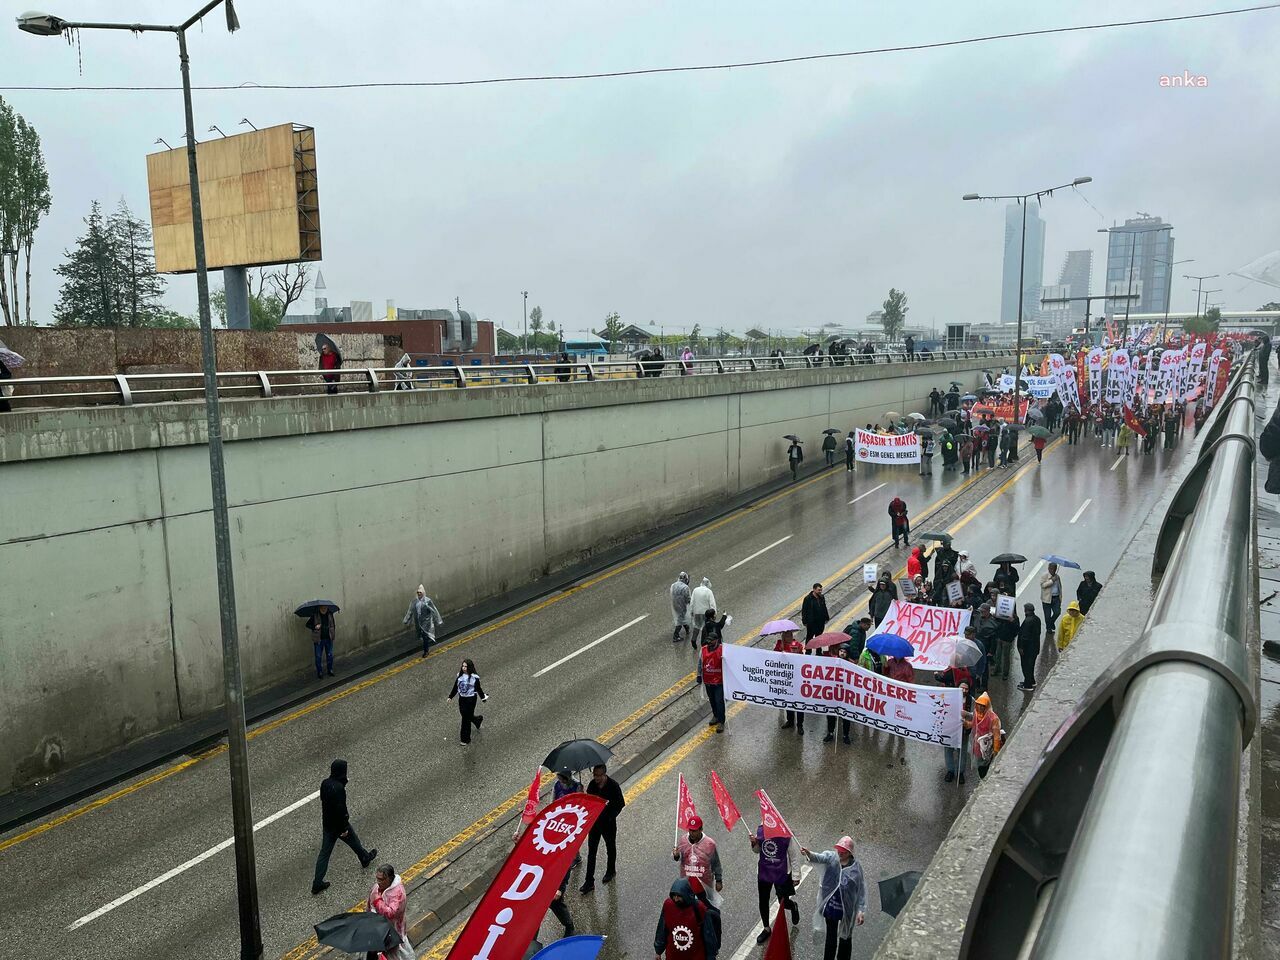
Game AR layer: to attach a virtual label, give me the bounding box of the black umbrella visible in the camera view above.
[877,871,921,917]
[314,332,343,364]
[783,434,802,442]
[822,428,841,435]
[295,599,341,618]
[915,531,953,545]
[315,912,399,953]
[544,739,613,772]
[990,553,1027,564]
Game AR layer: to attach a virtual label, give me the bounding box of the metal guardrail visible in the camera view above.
[960,353,1259,960]
[0,349,1013,410]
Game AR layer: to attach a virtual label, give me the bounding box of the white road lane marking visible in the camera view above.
[1109,455,1124,471]
[849,482,887,505]
[1069,499,1093,524]
[68,790,320,931]
[1016,560,1045,597]
[726,864,814,960]
[726,536,792,572]
[533,615,649,677]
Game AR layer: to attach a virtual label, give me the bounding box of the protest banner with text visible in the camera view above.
[854,428,921,465]
[875,599,973,671]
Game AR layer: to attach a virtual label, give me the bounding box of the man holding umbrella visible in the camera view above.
[786,436,804,481]
[317,334,343,395]
[299,600,340,678]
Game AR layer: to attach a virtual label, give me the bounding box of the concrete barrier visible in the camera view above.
[0,356,1008,791]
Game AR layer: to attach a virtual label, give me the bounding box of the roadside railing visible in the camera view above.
[0,349,1013,410]
[960,353,1259,960]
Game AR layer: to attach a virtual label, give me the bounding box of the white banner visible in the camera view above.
[1157,349,1181,403]
[1206,350,1224,406]
[721,645,963,747]
[854,428,921,464]
[1186,341,1208,399]
[1047,353,1073,409]
[875,600,973,672]
[1064,366,1082,411]
[1105,349,1131,405]
[1086,347,1105,406]
[997,374,1057,399]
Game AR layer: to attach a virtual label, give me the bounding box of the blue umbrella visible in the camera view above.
[1040,554,1081,570]
[529,936,608,960]
[866,633,915,658]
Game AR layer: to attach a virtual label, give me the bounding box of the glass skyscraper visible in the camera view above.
[1104,216,1175,320]
[1000,203,1046,326]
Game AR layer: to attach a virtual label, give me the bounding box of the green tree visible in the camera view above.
[1184,309,1221,335]
[715,327,730,354]
[601,310,623,351]
[497,328,521,352]
[53,201,119,326]
[150,309,197,329]
[529,305,543,336]
[211,286,283,331]
[0,98,52,325]
[112,199,166,327]
[881,288,909,341]
[689,323,702,352]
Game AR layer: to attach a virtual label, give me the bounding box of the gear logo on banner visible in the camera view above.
[672,926,695,951]
[531,802,590,854]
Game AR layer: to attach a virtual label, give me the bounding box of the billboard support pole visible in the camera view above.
[177,24,264,960]
[224,265,251,329]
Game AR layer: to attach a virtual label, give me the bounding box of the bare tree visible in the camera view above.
[265,262,310,320]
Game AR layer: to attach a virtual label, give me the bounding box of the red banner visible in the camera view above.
[986,398,1029,423]
[519,768,542,826]
[1122,405,1147,438]
[676,774,700,831]
[709,771,741,832]
[755,788,793,839]
[447,793,604,960]
[1214,357,1232,405]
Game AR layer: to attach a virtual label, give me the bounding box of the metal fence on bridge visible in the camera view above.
[963,354,1260,959]
[0,349,1013,410]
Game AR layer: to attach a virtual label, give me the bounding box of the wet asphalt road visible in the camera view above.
[0,431,1189,960]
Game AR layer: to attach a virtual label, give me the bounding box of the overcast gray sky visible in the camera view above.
[4,0,1279,334]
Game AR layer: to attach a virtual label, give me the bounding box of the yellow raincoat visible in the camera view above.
[1056,600,1085,651]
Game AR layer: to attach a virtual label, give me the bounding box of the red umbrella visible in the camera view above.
[805,631,849,651]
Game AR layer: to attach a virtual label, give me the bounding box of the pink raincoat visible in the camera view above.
[368,874,410,960]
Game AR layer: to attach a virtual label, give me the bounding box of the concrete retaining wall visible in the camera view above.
[0,356,1008,790]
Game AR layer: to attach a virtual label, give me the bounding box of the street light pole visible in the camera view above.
[18,6,262,959]
[963,176,1092,423]
[1154,257,1193,343]
[1186,273,1219,324]
[522,290,529,355]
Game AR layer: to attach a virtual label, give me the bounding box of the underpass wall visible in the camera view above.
[0,356,1008,790]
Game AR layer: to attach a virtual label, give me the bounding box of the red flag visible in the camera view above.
[676,774,700,831]
[755,788,793,839]
[447,793,604,960]
[1122,405,1146,438]
[519,767,542,826]
[762,899,793,960]
[709,771,741,832]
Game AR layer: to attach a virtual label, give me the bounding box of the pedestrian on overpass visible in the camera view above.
[750,822,800,943]
[844,431,856,471]
[801,836,866,960]
[447,658,487,746]
[312,759,378,895]
[581,763,625,893]
[1017,603,1041,691]
[403,584,444,657]
[1039,563,1062,636]
[888,495,910,547]
[691,578,718,649]
[801,583,830,640]
[671,572,692,644]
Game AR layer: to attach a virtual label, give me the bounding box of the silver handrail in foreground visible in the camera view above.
[961,354,1259,960]
[0,349,1014,410]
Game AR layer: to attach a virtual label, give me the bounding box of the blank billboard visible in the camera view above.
[147,123,321,274]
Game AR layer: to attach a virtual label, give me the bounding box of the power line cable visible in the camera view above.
[2,3,1277,92]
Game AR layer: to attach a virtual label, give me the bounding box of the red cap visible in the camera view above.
[688,815,703,830]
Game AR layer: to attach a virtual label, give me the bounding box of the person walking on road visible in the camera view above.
[1117,421,1133,456]
[970,692,1003,779]
[750,823,800,944]
[674,816,724,905]
[936,656,972,783]
[1017,603,1041,691]
[823,431,838,467]
[691,577,718,649]
[1056,600,1085,651]
[654,879,720,960]
[1031,433,1047,462]
[920,433,935,476]
[844,431,855,471]
[367,864,413,960]
[801,583,830,640]
[1102,406,1117,447]
[447,658,487,745]
[312,759,377,894]
[403,585,444,657]
[774,630,806,733]
[306,604,337,679]
[1076,570,1103,614]
[581,763,625,892]
[869,578,894,628]
[671,572,692,644]
[888,495,910,547]
[801,836,866,960]
[1039,562,1062,636]
[699,630,727,731]
[788,439,804,481]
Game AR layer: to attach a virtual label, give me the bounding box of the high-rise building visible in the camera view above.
[1000,203,1046,326]
[1058,250,1093,323]
[1104,216,1175,319]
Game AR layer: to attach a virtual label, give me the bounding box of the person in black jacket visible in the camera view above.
[312,759,377,894]
[1076,571,1103,615]
[1017,603,1042,691]
[580,763,626,892]
[801,583,830,640]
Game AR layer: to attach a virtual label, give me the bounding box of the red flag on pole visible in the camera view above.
[755,788,793,839]
[676,773,700,831]
[762,900,793,960]
[520,767,542,826]
[447,793,605,960]
[1122,405,1147,438]
[709,771,741,832]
